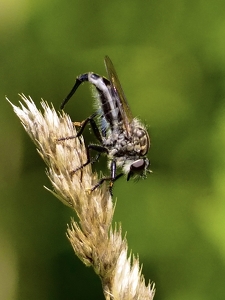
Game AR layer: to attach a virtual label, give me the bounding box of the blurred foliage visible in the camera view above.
[1,0,225,299]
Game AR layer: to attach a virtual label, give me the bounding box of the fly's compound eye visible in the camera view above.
[132,159,146,170]
[127,158,149,181]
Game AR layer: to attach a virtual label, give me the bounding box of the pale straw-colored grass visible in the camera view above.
[7,94,155,300]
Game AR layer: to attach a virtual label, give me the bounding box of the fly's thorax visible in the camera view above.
[103,125,125,146]
[104,120,149,159]
[128,119,150,156]
[132,127,149,156]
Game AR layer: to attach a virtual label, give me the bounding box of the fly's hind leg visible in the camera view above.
[58,112,102,143]
[76,113,103,143]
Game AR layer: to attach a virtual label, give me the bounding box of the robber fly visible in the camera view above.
[60,56,151,193]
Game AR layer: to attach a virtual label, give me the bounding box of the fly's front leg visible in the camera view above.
[109,160,123,195]
[91,160,123,195]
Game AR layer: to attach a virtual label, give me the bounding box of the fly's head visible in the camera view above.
[126,157,151,181]
[120,154,151,181]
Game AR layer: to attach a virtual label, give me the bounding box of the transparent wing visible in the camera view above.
[104,56,133,134]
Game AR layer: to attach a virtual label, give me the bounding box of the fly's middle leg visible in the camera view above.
[70,144,108,175]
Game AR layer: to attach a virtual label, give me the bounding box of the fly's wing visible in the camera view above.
[104,55,133,135]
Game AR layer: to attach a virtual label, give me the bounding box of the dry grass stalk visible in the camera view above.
[7,94,155,300]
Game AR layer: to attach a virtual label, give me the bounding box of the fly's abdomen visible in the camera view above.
[89,73,123,130]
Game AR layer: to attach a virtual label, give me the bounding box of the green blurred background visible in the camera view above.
[1,0,225,299]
